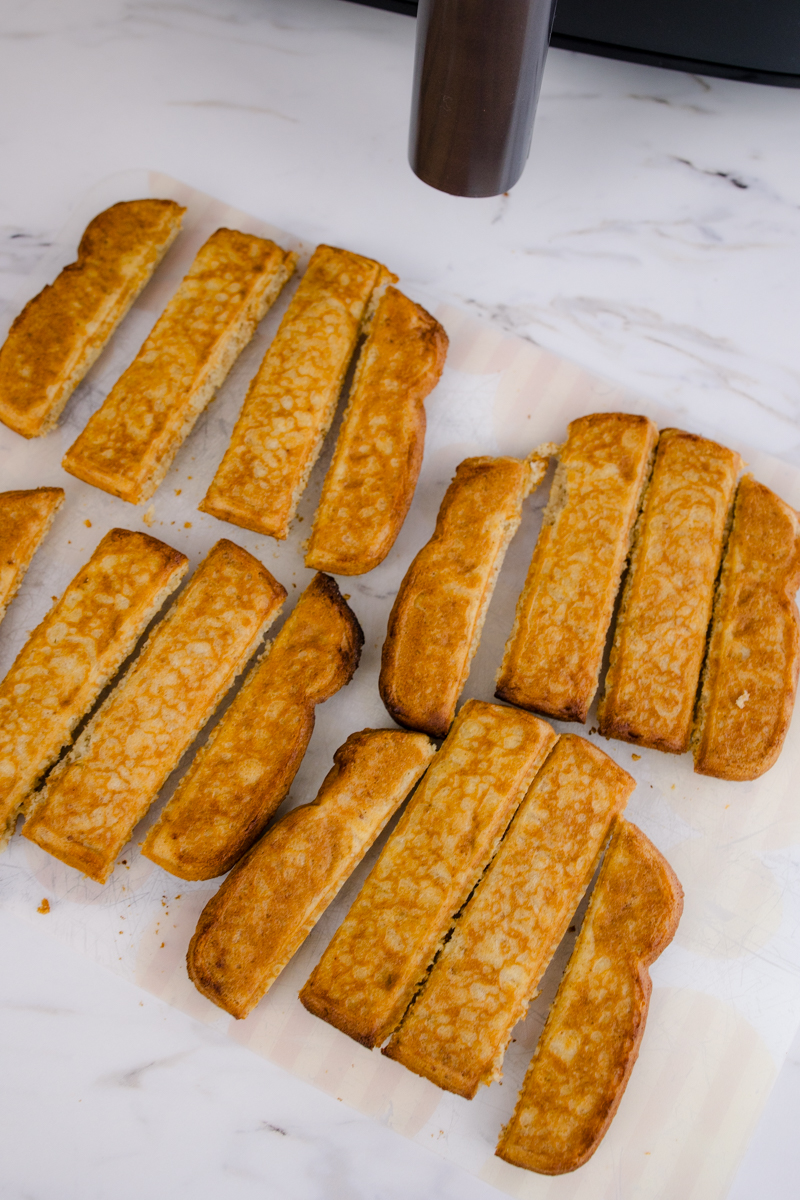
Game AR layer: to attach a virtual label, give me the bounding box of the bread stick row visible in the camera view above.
[382,412,800,781]
[0,202,448,576]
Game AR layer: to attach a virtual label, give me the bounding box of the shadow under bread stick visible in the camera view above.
[200,245,394,540]
[693,476,800,780]
[0,529,188,852]
[63,229,296,504]
[496,818,683,1176]
[299,700,558,1049]
[0,487,64,626]
[496,413,657,723]
[0,199,185,439]
[380,452,549,739]
[304,287,448,575]
[187,728,436,1019]
[598,429,741,754]
[384,735,634,1098]
[142,572,363,880]
[23,539,285,884]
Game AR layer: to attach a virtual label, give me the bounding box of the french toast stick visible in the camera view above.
[187,728,435,1018]
[496,413,657,723]
[599,429,741,753]
[201,245,393,539]
[693,475,800,779]
[380,453,547,738]
[299,700,557,1048]
[304,287,448,575]
[385,735,633,1097]
[0,487,64,626]
[496,818,682,1175]
[0,529,187,851]
[63,229,295,503]
[23,540,284,883]
[0,200,184,438]
[142,572,363,880]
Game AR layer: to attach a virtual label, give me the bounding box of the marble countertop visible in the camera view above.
[1,1,800,1197]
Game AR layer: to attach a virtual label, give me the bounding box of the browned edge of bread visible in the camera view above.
[495,818,683,1175]
[0,487,65,624]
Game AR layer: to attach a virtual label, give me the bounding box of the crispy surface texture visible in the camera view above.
[0,199,185,438]
[63,228,295,504]
[380,455,537,738]
[200,244,390,539]
[496,413,657,723]
[599,429,741,753]
[0,529,187,851]
[0,487,64,625]
[304,287,448,575]
[142,572,363,880]
[385,735,634,1097]
[693,476,800,779]
[300,700,558,1048]
[496,818,683,1175]
[187,728,436,1018]
[23,539,284,883]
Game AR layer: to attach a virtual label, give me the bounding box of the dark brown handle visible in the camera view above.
[409,0,557,197]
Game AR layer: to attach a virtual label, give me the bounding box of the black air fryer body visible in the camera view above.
[352,0,800,87]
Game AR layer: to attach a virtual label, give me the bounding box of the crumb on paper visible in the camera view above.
[187,475,193,479]
[37,898,50,914]
[632,753,641,761]
[174,489,182,496]
[736,691,750,709]
[297,516,303,522]
[84,519,92,527]
[184,522,192,529]
[671,784,676,789]
[51,595,57,602]
[160,942,165,948]
[143,505,155,527]
[343,594,351,600]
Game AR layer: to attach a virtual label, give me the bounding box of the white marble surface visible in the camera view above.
[1,1,800,1197]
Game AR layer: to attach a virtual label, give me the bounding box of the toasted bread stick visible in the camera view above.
[496,413,657,723]
[200,245,393,539]
[299,700,557,1048]
[693,476,800,779]
[304,288,448,575]
[496,818,683,1175]
[23,540,284,883]
[0,487,64,625]
[62,229,296,504]
[142,572,362,880]
[599,429,741,753]
[384,735,634,1097]
[187,728,436,1018]
[0,529,187,851]
[380,454,547,738]
[0,200,185,439]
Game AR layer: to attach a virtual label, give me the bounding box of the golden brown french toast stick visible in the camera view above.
[496,818,682,1175]
[142,572,362,880]
[0,487,64,625]
[187,729,435,1018]
[693,475,800,779]
[201,245,392,539]
[63,229,295,503]
[380,454,546,738]
[496,413,657,723]
[304,287,448,575]
[0,199,184,438]
[385,735,633,1097]
[299,700,557,1048]
[23,540,284,883]
[599,428,741,753]
[0,529,187,851]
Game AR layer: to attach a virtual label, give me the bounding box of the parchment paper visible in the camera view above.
[2,172,800,1200]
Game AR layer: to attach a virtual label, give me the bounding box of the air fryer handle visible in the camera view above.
[409,0,558,197]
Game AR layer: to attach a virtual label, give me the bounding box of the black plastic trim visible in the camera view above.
[549,31,800,88]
